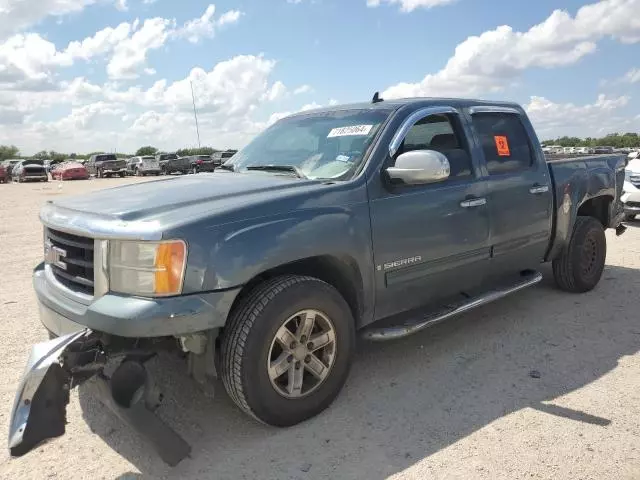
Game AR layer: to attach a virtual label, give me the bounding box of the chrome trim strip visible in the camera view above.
[468,106,521,115]
[389,106,458,158]
[40,203,163,241]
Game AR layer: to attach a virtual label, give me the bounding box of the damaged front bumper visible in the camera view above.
[8,330,191,466]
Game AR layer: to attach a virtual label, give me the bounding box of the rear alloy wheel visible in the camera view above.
[221,275,355,427]
[553,216,606,293]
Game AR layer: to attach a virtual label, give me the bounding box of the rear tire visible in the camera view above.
[192,166,198,174]
[119,172,126,178]
[97,169,103,178]
[221,275,355,427]
[552,216,606,293]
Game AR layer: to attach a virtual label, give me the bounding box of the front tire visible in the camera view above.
[552,216,606,293]
[192,166,198,174]
[221,275,355,427]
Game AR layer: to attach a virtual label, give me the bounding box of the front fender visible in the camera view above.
[180,203,375,317]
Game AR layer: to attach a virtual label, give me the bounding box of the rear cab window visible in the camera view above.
[471,113,533,174]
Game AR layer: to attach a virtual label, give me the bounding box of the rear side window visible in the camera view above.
[471,113,533,174]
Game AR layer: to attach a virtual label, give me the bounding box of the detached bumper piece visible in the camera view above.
[8,330,191,466]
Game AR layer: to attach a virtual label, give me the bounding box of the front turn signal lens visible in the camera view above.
[154,241,186,295]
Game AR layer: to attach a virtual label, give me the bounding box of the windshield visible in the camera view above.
[227,109,391,180]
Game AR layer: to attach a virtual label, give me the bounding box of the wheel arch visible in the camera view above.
[228,255,365,329]
[577,194,613,227]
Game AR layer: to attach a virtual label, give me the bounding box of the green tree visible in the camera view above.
[0,145,19,161]
[135,146,159,156]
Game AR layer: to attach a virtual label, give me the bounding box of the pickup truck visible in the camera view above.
[159,154,191,175]
[86,153,127,178]
[9,97,627,465]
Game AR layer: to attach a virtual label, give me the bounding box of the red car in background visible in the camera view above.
[51,161,90,180]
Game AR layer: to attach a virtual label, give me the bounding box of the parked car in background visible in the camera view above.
[126,156,161,176]
[11,159,48,182]
[85,154,127,178]
[188,154,216,174]
[594,146,614,154]
[0,162,7,183]
[623,157,640,221]
[190,150,237,174]
[157,153,178,174]
[3,159,22,178]
[159,154,190,175]
[51,161,90,180]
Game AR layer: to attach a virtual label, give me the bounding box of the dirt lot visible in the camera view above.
[0,177,639,480]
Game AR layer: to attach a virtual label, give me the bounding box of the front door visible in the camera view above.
[369,108,491,320]
[468,110,553,279]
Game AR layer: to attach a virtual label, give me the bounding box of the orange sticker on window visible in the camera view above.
[494,135,510,156]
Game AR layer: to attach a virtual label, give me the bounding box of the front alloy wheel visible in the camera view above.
[221,275,354,427]
[267,309,337,398]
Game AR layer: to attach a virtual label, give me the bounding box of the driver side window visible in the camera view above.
[397,114,473,179]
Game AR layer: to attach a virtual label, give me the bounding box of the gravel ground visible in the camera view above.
[0,177,639,480]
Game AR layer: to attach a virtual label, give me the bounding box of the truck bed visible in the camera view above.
[545,153,626,260]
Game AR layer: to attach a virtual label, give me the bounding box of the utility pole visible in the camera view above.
[190,80,201,149]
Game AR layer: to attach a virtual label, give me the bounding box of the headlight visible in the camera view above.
[109,240,187,296]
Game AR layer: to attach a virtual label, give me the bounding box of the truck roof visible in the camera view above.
[287,97,524,118]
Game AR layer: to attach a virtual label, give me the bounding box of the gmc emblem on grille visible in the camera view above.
[44,240,68,271]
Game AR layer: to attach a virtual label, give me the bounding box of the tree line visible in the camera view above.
[0,145,226,162]
[543,132,640,149]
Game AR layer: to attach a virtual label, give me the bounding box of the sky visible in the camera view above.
[0,0,639,155]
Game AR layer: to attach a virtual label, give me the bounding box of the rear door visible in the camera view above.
[369,107,491,319]
[467,108,553,279]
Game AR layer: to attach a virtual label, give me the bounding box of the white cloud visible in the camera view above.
[366,0,456,12]
[525,94,633,137]
[177,4,243,44]
[0,0,128,41]
[293,84,313,95]
[0,33,72,89]
[63,22,132,61]
[1,54,291,153]
[107,17,174,79]
[217,10,243,26]
[383,0,640,99]
[0,5,243,86]
[115,0,128,11]
[622,68,640,83]
[264,80,287,101]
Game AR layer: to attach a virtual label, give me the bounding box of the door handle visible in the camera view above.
[529,184,550,194]
[460,197,487,208]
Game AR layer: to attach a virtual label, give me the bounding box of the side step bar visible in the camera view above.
[362,271,543,342]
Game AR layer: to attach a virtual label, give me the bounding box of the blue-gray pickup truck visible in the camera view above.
[9,97,627,465]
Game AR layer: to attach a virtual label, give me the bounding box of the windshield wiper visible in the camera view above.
[245,165,307,179]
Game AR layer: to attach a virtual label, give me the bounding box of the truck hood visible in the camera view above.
[45,172,319,235]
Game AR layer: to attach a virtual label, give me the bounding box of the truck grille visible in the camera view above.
[630,175,640,188]
[46,228,95,296]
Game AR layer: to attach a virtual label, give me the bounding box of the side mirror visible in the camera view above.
[386,150,450,185]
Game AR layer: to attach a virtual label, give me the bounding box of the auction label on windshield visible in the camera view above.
[328,125,373,138]
[494,135,511,156]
